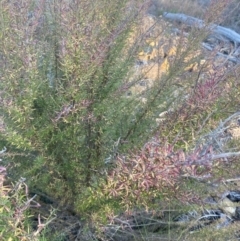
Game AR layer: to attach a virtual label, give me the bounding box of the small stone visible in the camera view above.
[226,191,240,202]
[234,206,240,220]
[218,197,237,215]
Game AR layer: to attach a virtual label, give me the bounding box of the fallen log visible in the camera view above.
[163,12,240,46]
[202,42,240,64]
[172,26,240,64]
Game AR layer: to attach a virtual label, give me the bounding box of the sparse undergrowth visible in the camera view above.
[0,151,55,241]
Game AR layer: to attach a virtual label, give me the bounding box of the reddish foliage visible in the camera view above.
[106,138,214,200]
[187,69,223,110]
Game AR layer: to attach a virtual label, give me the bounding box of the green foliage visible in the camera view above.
[0,1,238,230]
[0,0,155,210]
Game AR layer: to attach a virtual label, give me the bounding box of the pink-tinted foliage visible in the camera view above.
[106,138,215,201]
[187,68,224,110]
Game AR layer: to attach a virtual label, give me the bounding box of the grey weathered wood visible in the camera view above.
[163,12,240,46]
[202,43,240,64]
[163,12,205,28]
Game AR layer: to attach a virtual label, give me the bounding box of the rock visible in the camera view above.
[218,197,237,215]
[234,206,240,220]
[226,191,240,202]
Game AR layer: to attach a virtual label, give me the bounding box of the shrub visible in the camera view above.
[0,0,163,209]
[0,0,236,220]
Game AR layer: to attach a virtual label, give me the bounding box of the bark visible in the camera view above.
[163,12,240,46]
[163,12,240,64]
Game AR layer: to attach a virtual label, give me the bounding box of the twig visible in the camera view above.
[33,214,56,236]
[224,177,240,183]
[0,147,7,155]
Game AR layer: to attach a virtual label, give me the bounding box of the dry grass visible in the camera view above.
[222,0,240,32]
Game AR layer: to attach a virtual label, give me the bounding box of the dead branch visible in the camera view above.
[163,12,240,46]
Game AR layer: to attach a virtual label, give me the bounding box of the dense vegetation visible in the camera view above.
[0,0,240,240]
